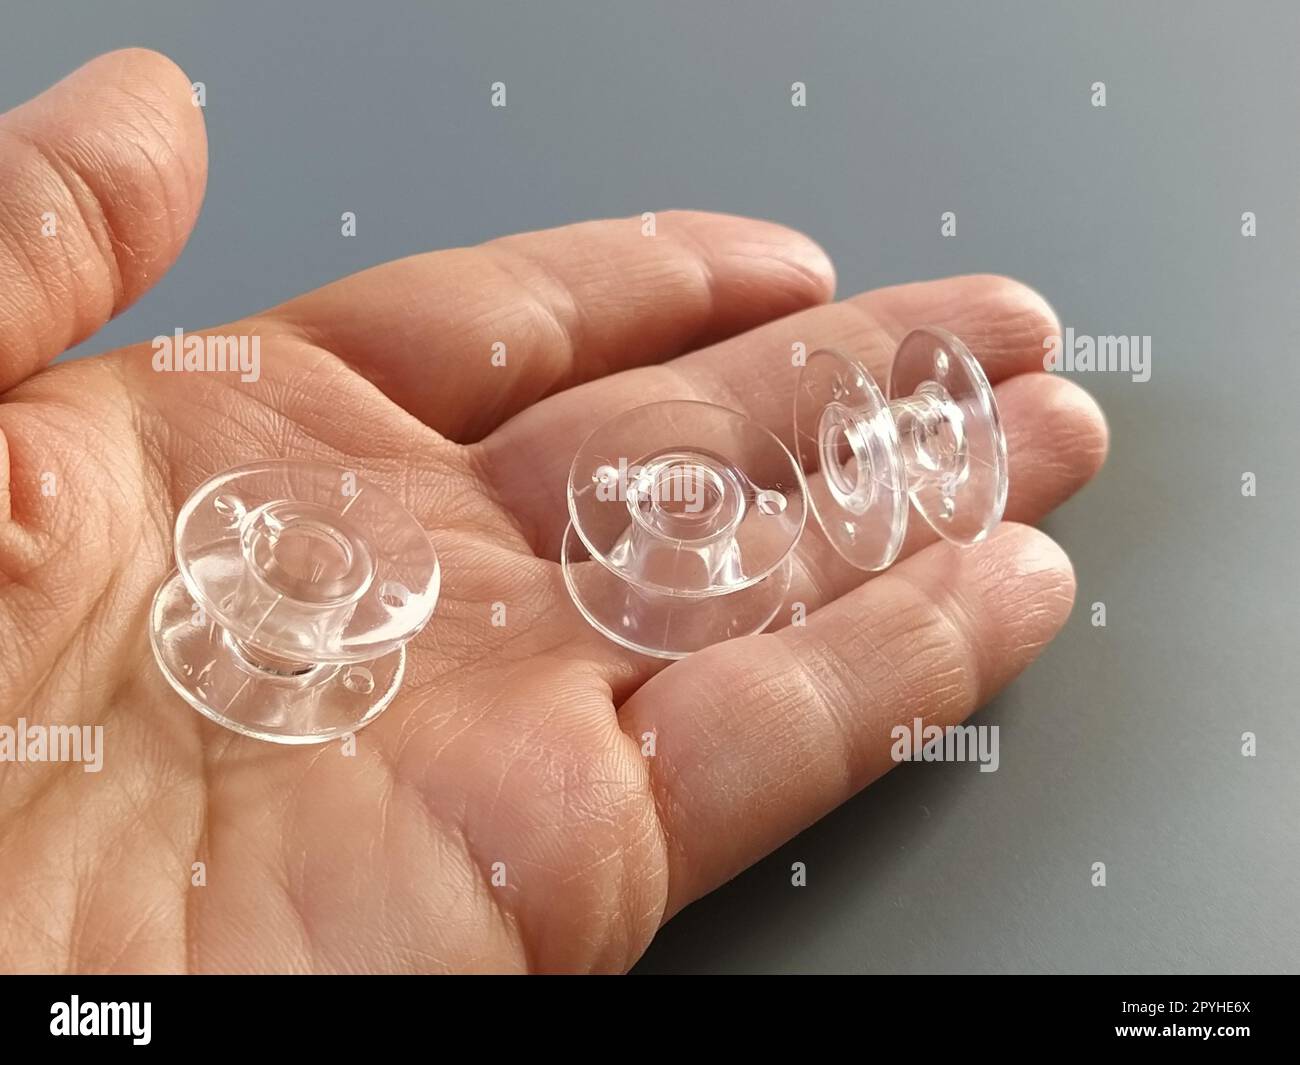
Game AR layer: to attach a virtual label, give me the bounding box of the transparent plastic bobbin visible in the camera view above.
[150,460,440,744]
[793,326,1008,571]
[561,401,807,659]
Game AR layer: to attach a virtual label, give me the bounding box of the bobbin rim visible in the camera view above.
[172,459,440,664]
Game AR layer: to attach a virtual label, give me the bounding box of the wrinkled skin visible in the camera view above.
[0,50,1107,973]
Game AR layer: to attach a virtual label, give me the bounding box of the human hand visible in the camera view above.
[0,50,1106,973]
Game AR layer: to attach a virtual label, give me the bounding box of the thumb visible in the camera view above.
[0,48,208,392]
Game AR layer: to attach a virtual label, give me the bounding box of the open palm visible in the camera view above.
[0,50,1107,973]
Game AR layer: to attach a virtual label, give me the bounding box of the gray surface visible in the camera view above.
[4,1,1297,973]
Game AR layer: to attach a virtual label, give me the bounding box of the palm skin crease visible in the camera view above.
[0,50,1107,974]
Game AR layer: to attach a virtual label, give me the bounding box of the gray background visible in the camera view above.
[4,1,1296,972]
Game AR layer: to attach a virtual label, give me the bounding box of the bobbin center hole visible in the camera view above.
[242,500,374,605]
[627,452,744,542]
[819,403,876,512]
[899,382,967,475]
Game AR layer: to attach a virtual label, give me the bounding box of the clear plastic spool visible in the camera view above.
[794,327,1008,571]
[561,401,806,659]
[150,460,439,744]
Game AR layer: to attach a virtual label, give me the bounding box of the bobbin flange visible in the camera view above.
[794,327,1008,571]
[149,460,439,744]
[561,400,806,659]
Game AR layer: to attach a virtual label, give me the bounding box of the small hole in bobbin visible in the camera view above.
[213,493,246,527]
[934,349,949,376]
[341,666,375,694]
[379,581,410,610]
[755,489,787,516]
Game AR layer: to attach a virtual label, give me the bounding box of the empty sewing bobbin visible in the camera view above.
[150,460,440,744]
[793,326,1008,571]
[561,400,807,659]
